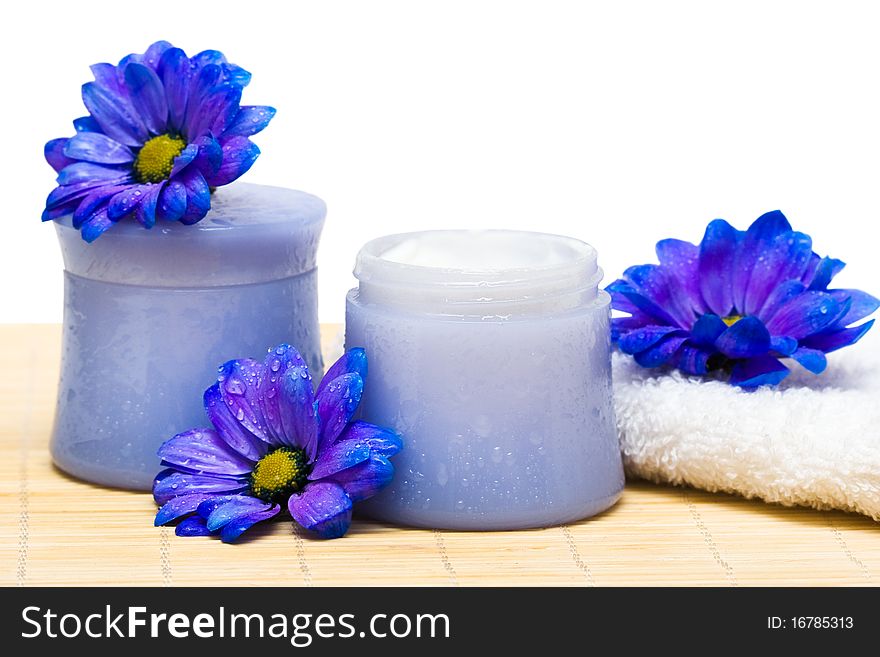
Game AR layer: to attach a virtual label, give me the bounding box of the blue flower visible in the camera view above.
[607,211,879,388]
[153,345,402,541]
[43,41,275,242]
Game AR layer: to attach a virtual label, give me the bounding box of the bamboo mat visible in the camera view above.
[1,324,878,587]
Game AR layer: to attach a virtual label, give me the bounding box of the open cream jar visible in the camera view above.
[346,230,623,529]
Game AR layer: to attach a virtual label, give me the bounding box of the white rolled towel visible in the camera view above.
[613,333,880,519]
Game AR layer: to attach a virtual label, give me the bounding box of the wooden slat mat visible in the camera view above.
[1,325,877,586]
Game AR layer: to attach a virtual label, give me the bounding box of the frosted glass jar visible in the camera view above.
[51,183,326,490]
[345,230,623,530]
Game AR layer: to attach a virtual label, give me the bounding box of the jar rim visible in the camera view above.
[353,229,603,318]
[355,229,597,279]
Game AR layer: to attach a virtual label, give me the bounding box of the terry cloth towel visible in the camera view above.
[613,332,880,520]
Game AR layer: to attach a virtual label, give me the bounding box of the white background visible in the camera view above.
[2,0,879,324]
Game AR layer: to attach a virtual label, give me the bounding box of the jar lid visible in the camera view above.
[55,183,326,287]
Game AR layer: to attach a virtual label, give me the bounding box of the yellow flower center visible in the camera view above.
[250,447,310,503]
[722,314,743,327]
[133,134,187,183]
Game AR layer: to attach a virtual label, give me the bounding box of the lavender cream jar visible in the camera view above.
[345,230,623,530]
[51,183,326,489]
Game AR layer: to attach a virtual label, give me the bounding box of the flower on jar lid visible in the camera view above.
[42,41,274,241]
[153,345,402,540]
[607,211,878,388]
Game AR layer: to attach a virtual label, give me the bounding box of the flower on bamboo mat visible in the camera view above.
[607,211,878,388]
[43,40,274,241]
[153,345,402,540]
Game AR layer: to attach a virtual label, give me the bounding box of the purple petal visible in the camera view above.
[606,280,679,327]
[194,495,241,519]
[327,455,394,503]
[222,106,276,138]
[209,87,245,136]
[220,505,280,543]
[192,135,223,177]
[770,335,798,356]
[729,355,790,388]
[45,179,110,211]
[73,116,102,133]
[57,162,129,186]
[607,283,644,316]
[733,210,792,313]
[153,470,247,505]
[179,169,211,224]
[691,313,727,347]
[633,334,687,368]
[169,143,199,178]
[260,344,309,443]
[690,313,727,347]
[655,238,706,316]
[89,62,125,96]
[124,62,168,135]
[42,203,80,222]
[157,47,190,132]
[677,344,712,375]
[807,257,846,291]
[135,182,163,228]
[623,264,694,328]
[715,316,771,359]
[336,421,403,458]
[81,81,148,148]
[71,186,120,228]
[288,482,353,539]
[206,136,260,187]
[765,291,840,339]
[217,358,270,443]
[183,64,226,136]
[618,325,685,355]
[309,437,372,480]
[199,495,273,531]
[45,138,75,172]
[827,289,880,328]
[611,314,654,341]
[108,185,150,221]
[204,383,268,462]
[756,280,807,322]
[698,219,740,317]
[64,132,134,164]
[316,348,367,399]
[800,320,875,353]
[175,516,212,537]
[192,50,227,67]
[80,207,114,242]
[142,41,173,70]
[278,366,319,457]
[154,493,215,526]
[157,427,255,476]
[220,63,252,87]
[316,373,364,446]
[791,347,827,374]
[157,180,187,221]
[742,231,813,316]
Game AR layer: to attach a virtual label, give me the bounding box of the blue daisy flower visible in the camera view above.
[607,211,879,388]
[43,40,275,241]
[153,345,403,541]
